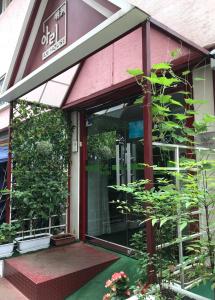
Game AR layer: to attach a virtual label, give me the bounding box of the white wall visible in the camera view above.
[70,111,80,238]
[193,65,215,132]
[0,106,9,130]
[0,0,31,78]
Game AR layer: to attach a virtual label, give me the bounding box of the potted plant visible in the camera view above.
[109,62,215,299]
[0,222,18,258]
[11,101,70,254]
[15,232,51,254]
[51,232,76,247]
[103,271,131,300]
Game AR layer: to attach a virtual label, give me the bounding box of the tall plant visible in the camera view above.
[111,61,215,299]
[11,100,70,234]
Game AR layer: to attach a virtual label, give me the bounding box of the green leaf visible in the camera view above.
[185,98,207,105]
[193,77,205,81]
[154,95,172,104]
[179,221,188,231]
[177,91,191,95]
[160,218,168,227]
[182,70,191,76]
[170,48,182,59]
[144,73,181,87]
[127,68,144,76]
[152,218,158,226]
[152,62,172,70]
[153,104,170,113]
[162,121,181,129]
[203,114,215,123]
[174,114,189,121]
[133,97,143,105]
[173,135,190,143]
[170,99,183,106]
[186,110,198,115]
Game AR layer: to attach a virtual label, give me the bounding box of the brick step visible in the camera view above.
[0,278,28,300]
[4,242,118,300]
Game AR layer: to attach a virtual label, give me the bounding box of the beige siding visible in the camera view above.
[193,65,214,128]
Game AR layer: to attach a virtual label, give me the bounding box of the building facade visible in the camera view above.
[0,0,215,254]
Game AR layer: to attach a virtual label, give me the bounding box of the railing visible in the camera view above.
[152,142,215,290]
[11,213,67,237]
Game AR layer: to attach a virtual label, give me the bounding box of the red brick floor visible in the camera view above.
[0,278,28,300]
[4,242,118,300]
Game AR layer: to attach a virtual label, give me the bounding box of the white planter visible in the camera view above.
[0,243,14,259]
[0,260,4,277]
[127,296,155,300]
[15,233,51,254]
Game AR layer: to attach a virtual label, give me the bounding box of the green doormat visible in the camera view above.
[190,281,213,299]
[66,246,141,300]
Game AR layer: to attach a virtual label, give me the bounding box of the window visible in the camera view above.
[0,0,12,15]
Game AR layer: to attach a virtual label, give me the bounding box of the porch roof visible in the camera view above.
[0,0,149,106]
[0,1,210,108]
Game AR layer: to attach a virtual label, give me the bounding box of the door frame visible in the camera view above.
[79,96,146,253]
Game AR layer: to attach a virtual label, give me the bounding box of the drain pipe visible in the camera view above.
[162,283,210,300]
[127,283,210,300]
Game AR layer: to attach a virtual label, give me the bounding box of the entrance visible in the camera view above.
[86,99,144,249]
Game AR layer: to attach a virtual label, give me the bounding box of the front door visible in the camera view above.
[86,100,144,249]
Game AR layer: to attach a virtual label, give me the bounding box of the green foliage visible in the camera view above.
[127,68,144,76]
[128,63,214,144]
[11,100,70,232]
[110,61,215,298]
[88,131,116,160]
[0,223,19,244]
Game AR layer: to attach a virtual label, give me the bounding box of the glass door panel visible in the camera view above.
[87,101,144,248]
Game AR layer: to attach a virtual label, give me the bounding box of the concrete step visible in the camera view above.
[4,242,118,300]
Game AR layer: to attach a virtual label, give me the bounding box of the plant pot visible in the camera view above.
[15,233,51,254]
[51,233,76,246]
[0,242,14,258]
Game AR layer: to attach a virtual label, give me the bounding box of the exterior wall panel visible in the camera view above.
[193,65,215,130]
[150,26,191,65]
[66,28,143,105]
[0,107,9,131]
[0,0,31,78]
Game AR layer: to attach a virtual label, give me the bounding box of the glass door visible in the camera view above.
[86,100,144,249]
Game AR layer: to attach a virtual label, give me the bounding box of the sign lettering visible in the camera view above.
[41,1,67,60]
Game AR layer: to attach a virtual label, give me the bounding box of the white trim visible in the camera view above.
[108,0,132,9]
[82,0,113,18]
[0,7,148,103]
[14,0,48,84]
[1,0,36,92]
[71,111,80,238]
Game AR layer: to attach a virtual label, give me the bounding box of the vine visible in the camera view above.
[11,100,71,233]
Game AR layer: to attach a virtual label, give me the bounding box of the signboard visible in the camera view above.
[0,0,148,104]
[41,1,67,60]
